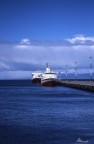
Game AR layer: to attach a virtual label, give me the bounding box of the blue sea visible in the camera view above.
[0,80,94,144]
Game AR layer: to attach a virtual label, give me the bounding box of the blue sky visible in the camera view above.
[0,0,94,79]
[0,0,94,40]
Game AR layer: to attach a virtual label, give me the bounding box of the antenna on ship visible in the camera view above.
[46,63,49,68]
[46,63,50,68]
[89,56,93,81]
[65,65,68,81]
[46,63,51,73]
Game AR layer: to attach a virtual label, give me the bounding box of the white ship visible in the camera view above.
[41,64,59,87]
[32,71,42,83]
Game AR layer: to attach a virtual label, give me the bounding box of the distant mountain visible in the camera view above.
[60,73,93,80]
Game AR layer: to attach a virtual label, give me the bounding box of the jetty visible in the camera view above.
[59,80,94,92]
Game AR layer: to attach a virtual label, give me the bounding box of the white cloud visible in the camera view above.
[16,44,31,49]
[13,43,94,68]
[66,35,94,43]
[0,35,94,74]
[16,38,31,49]
[20,38,31,44]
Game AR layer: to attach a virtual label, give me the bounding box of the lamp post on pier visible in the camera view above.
[75,62,77,81]
[65,65,68,81]
[89,57,93,81]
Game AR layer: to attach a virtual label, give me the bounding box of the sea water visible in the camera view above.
[0,80,94,144]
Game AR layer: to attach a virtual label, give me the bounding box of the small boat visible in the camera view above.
[32,71,42,84]
[76,138,88,143]
[41,64,59,87]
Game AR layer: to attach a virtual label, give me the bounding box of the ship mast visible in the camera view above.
[46,63,51,73]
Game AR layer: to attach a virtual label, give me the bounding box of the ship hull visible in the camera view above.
[32,78,41,84]
[41,78,59,87]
